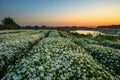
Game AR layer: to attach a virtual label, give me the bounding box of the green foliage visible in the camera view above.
[94,34,120,41]
[0,30,120,79]
[48,30,61,37]
[99,40,120,50]
[70,32,93,38]
[2,37,118,80]
[75,39,120,76]
[0,30,49,78]
[1,17,20,30]
[2,17,15,25]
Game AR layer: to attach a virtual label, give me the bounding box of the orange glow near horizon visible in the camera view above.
[4,0,119,27]
[18,13,120,27]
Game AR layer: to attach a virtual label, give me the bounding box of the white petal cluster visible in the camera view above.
[48,30,60,37]
[2,37,118,80]
[0,30,49,73]
[75,39,120,76]
[0,30,120,80]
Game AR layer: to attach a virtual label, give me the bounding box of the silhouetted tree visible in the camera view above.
[1,17,20,29]
[41,25,47,28]
[35,25,39,29]
[2,17,15,25]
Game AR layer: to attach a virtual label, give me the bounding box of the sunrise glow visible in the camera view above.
[0,0,120,27]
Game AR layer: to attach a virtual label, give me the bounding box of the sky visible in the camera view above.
[0,0,120,27]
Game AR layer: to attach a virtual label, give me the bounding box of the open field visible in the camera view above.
[0,29,120,80]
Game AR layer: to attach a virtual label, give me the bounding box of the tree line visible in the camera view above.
[0,17,91,30]
[0,17,48,30]
[2,17,119,30]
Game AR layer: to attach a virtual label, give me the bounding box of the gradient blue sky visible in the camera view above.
[0,0,120,26]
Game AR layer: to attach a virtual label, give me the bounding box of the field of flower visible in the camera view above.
[0,29,120,80]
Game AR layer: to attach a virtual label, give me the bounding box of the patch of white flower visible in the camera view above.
[48,30,60,37]
[0,30,49,73]
[2,37,118,80]
[75,39,120,76]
